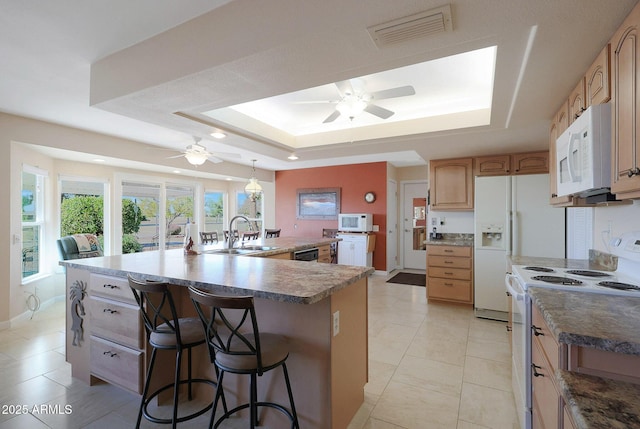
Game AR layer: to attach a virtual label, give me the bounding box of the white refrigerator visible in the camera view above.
[474,174,565,321]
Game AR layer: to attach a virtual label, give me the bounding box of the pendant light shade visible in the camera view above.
[184,151,209,166]
[245,160,262,195]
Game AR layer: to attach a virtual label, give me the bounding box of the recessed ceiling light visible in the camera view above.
[173,170,182,174]
[288,153,299,160]
[225,177,232,181]
[210,131,226,139]
[92,158,105,163]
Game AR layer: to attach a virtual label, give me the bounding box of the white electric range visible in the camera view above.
[505,231,640,429]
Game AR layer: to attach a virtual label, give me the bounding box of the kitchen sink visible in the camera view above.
[203,248,258,255]
[238,245,279,251]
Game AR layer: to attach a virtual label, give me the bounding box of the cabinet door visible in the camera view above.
[611,4,640,198]
[586,44,611,106]
[512,151,549,175]
[549,104,574,205]
[475,155,510,176]
[429,158,473,211]
[569,77,587,122]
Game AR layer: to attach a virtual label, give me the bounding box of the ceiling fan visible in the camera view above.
[311,78,416,123]
[167,137,240,166]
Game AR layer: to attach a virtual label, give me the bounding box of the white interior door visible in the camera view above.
[387,179,398,272]
[402,181,427,270]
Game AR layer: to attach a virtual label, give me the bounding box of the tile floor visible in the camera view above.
[0,272,517,428]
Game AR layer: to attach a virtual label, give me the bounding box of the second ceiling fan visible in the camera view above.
[320,78,416,123]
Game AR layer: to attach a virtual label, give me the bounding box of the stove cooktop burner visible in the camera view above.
[565,270,613,278]
[531,275,584,285]
[597,281,640,291]
[524,266,555,273]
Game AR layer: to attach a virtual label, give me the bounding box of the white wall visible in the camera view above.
[592,200,640,252]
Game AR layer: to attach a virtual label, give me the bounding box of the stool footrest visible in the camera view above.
[142,378,216,425]
[214,401,296,429]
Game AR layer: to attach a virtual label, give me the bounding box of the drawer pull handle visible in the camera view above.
[444,283,454,286]
[444,250,453,253]
[103,308,118,314]
[506,326,512,332]
[103,351,118,357]
[531,325,544,336]
[444,272,454,275]
[444,261,454,264]
[103,284,119,289]
[532,363,544,377]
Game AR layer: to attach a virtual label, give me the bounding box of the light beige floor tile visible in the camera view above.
[468,319,509,344]
[371,380,459,429]
[369,336,411,366]
[365,359,397,396]
[458,382,519,429]
[405,333,467,367]
[463,356,512,392]
[0,412,51,429]
[360,417,408,428]
[347,392,379,429]
[393,354,463,397]
[0,331,65,360]
[466,337,511,364]
[456,420,493,429]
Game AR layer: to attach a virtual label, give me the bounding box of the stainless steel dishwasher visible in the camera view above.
[293,248,319,262]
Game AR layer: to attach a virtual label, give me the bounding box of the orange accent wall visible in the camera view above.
[275,162,387,271]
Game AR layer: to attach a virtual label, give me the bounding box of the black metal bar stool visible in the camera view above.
[188,286,300,429]
[128,276,219,428]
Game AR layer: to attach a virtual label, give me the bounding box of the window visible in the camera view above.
[204,191,225,235]
[22,168,46,278]
[122,181,160,253]
[60,178,107,250]
[236,192,262,233]
[165,184,195,250]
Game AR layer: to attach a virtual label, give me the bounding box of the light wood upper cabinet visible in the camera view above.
[429,157,473,211]
[512,151,549,175]
[586,44,611,106]
[556,100,570,135]
[611,4,640,199]
[569,77,587,123]
[475,154,510,176]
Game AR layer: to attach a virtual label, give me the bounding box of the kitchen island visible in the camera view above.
[61,239,372,428]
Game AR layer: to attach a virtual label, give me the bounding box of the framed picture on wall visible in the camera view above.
[296,188,341,220]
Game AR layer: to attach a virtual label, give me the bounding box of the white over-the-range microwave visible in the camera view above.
[338,213,373,232]
[556,102,611,198]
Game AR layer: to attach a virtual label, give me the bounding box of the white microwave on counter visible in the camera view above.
[338,213,373,232]
[556,103,611,197]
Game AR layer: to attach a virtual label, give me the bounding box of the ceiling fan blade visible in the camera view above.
[335,80,354,96]
[369,85,416,100]
[364,104,394,119]
[323,110,341,123]
[292,100,337,104]
[212,151,241,158]
[206,156,224,164]
[167,154,186,159]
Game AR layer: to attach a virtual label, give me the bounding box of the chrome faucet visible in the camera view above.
[227,215,250,249]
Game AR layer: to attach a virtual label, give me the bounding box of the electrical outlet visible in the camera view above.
[332,311,340,336]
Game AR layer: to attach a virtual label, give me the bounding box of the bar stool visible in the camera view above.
[128,276,218,428]
[188,286,300,429]
[264,228,281,238]
[200,231,219,244]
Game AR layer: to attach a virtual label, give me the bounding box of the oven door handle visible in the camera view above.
[505,273,525,302]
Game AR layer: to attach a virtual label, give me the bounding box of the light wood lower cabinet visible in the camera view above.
[89,274,145,394]
[318,244,332,263]
[426,245,473,304]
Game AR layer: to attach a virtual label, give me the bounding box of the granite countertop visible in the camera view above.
[61,238,372,305]
[528,287,640,355]
[426,233,474,247]
[530,288,640,428]
[557,369,640,429]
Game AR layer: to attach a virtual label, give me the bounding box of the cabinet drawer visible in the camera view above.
[532,340,560,429]
[427,278,472,302]
[427,245,471,258]
[91,336,143,394]
[89,274,135,304]
[427,266,472,281]
[532,305,560,372]
[318,245,331,257]
[90,296,142,349]
[428,255,471,269]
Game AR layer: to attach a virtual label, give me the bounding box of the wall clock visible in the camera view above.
[364,191,376,203]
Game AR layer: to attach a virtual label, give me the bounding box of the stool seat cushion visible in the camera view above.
[216,333,289,371]
[150,317,204,347]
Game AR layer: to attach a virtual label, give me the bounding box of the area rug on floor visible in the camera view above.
[386,272,426,287]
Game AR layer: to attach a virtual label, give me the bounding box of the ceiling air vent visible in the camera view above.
[367,4,452,48]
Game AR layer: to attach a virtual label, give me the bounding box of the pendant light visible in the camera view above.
[245,159,262,195]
